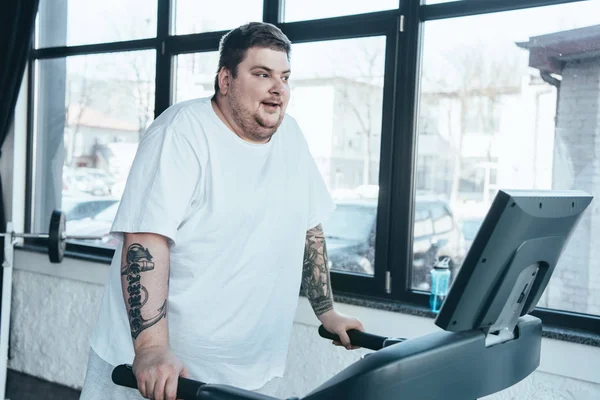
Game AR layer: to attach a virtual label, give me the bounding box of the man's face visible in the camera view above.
[225,47,291,143]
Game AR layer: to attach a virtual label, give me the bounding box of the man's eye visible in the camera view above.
[283,76,290,81]
[256,73,268,78]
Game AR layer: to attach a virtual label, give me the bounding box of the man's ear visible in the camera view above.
[217,67,231,95]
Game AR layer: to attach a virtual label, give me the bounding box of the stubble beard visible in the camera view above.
[228,87,284,143]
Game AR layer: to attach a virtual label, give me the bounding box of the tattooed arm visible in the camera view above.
[121,233,170,346]
[121,233,188,400]
[302,224,334,316]
[302,224,364,350]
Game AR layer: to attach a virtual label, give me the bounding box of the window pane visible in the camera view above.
[34,51,155,247]
[36,0,157,48]
[423,0,460,4]
[283,0,398,22]
[288,37,386,276]
[173,52,220,103]
[173,0,262,35]
[413,1,600,317]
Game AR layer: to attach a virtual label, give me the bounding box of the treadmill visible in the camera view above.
[113,189,593,400]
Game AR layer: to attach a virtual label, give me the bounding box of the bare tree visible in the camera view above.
[420,41,523,204]
[327,38,385,187]
[128,54,154,139]
[336,81,381,185]
[65,56,95,166]
[106,12,155,138]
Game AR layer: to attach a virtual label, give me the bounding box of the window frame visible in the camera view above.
[279,11,401,297]
[24,0,600,336]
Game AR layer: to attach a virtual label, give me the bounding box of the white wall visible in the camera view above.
[7,250,600,399]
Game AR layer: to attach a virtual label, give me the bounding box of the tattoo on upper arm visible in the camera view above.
[302,224,333,316]
[121,243,167,340]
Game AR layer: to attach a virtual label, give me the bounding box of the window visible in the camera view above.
[28,0,600,333]
[416,157,429,191]
[174,52,220,103]
[32,51,155,239]
[283,0,398,22]
[412,199,462,290]
[414,0,600,315]
[173,0,262,35]
[458,159,486,198]
[36,0,157,48]
[286,37,386,277]
[322,204,377,276]
[434,214,453,234]
[463,96,502,134]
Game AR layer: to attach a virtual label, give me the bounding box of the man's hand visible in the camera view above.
[318,309,364,350]
[133,345,190,400]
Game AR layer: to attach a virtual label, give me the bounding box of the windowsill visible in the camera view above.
[17,244,600,348]
[20,241,115,265]
[328,292,600,347]
[540,324,600,347]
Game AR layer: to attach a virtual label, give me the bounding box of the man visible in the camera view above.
[80,22,363,400]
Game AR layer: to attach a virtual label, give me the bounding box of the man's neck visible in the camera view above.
[211,97,238,135]
[211,96,270,144]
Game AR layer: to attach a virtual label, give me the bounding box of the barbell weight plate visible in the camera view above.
[48,210,66,263]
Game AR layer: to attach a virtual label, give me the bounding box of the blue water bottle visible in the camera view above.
[430,256,452,313]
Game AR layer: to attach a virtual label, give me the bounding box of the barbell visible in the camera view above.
[2,210,104,263]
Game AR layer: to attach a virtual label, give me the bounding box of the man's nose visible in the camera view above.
[270,78,285,94]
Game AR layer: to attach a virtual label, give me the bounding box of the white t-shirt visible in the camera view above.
[89,97,335,390]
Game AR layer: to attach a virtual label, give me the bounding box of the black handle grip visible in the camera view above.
[318,325,388,351]
[112,364,204,400]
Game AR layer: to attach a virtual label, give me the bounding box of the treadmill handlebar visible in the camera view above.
[112,364,286,399]
[318,325,397,350]
[111,327,407,399]
[111,364,204,399]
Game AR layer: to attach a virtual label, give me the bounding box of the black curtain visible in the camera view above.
[0,0,40,361]
[0,0,40,151]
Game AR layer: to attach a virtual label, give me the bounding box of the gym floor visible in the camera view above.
[6,369,80,400]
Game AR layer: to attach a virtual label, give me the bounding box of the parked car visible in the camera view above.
[323,197,466,289]
[322,200,377,275]
[411,199,466,290]
[63,167,112,196]
[66,202,120,247]
[459,216,485,252]
[61,195,119,221]
[78,167,117,193]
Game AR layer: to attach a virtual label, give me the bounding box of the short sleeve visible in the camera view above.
[110,117,202,245]
[293,122,336,230]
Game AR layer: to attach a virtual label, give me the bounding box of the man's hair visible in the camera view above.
[213,22,292,94]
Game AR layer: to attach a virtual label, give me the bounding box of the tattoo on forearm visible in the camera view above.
[121,243,167,340]
[302,224,334,316]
